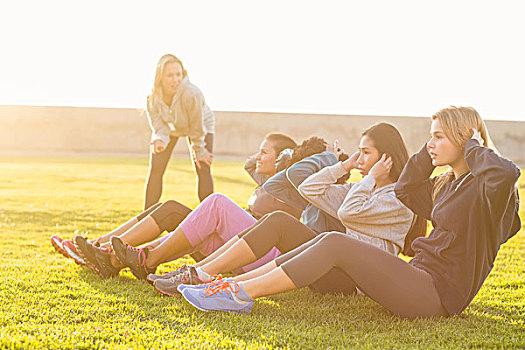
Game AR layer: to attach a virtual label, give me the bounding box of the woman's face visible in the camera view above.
[255,139,278,175]
[427,119,463,167]
[161,62,184,96]
[357,135,381,176]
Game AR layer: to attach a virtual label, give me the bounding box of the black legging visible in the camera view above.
[137,200,191,232]
[276,232,448,319]
[236,211,356,295]
[144,133,214,210]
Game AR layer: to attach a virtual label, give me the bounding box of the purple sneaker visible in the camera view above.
[181,280,254,314]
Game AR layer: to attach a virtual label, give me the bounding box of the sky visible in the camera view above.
[1,0,524,121]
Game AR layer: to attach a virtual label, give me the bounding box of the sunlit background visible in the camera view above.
[1,0,524,120]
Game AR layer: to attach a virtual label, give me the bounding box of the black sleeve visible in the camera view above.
[394,144,436,220]
[464,139,521,243]
[464,139,520,193]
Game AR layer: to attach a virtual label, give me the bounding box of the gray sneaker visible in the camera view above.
[153,266,205,296]
[111,236,155,280]
[146,264,191,285]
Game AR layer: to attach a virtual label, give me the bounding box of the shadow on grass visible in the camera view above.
[1,209,140,228]
[4,207,525,348]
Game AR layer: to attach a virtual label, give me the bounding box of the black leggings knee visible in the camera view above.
[279,232,447,318]
[238,211,317,259]
[148,200,192,232]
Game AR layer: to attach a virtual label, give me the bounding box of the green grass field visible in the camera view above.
[0,155,524,349]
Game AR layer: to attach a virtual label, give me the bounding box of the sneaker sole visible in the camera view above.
[180,290,209,312]
[53,238,87,266]
[153,283,181,297]
[51,237,69,258]
[63,244,86,265]
[147,272,179,285]
[147,275,169,285]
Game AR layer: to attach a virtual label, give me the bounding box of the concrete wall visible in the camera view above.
[1,105,524,166]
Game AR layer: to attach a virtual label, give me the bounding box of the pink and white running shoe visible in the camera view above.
[51,234,86,265]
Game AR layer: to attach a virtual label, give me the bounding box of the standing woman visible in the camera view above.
[145,54,214,209]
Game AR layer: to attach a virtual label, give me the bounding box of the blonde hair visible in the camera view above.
[148,54,187,114]
[431,106,493,199]
[431,106,490,149]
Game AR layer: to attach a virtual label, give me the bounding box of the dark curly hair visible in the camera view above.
[289,136,328,166]
[278,136,349,184]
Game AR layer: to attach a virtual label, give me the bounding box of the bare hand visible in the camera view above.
[150,140,166,154]
[195,150,213,169]
[471,128,485,146]
[275,148,293,172]
[326,140,344,159]
[342,150,360,172]
[369,154,392,182]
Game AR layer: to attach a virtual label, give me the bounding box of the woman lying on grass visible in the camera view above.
[150,122,426,297]
[54,134,337,279]
[178,106,521,319]
[105,135,348,281]
[51,132,298,277]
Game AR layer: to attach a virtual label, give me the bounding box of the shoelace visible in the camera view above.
[204,280,239,297]
[99,246,113,254]
[173,264,189,275]
[196,274,224,289]
[167,270,191,284]
[209,274,223,283]
[92,237,102,247]
[125,244,147,268]
[163,269,182,278]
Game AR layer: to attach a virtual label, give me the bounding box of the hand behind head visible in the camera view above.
[369,154,393,184]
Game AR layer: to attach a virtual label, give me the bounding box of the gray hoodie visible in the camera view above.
[147,77,214,158]
[298,162,414,255]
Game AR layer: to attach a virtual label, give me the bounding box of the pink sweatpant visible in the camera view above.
[176,193,281,272]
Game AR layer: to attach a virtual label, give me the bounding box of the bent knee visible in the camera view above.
[207,192,230,202]
[161,200,186,211]
[200,193,233,207]
[321,232,351,245]
[267,210,297,222]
